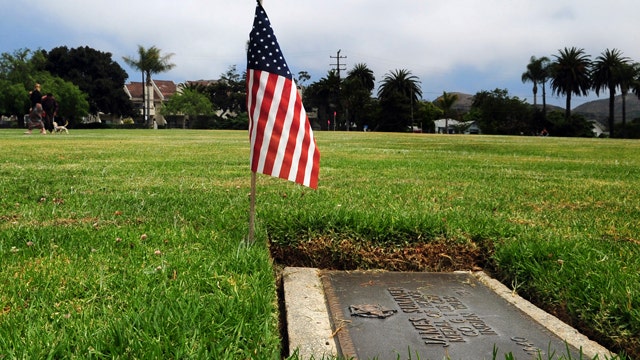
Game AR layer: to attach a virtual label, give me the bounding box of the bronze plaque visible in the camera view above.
[321,271,580,360]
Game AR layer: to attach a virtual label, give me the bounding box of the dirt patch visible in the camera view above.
[270,236,490,272]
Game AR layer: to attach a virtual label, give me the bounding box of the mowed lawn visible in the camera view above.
[0,129,638,359]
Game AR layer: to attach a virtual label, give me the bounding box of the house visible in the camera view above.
[124,79,178,126]
[434,119,481,134]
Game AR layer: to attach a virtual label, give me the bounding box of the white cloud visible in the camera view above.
[2,0,639,107]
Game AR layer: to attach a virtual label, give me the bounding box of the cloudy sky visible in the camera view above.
[2,0,639,107]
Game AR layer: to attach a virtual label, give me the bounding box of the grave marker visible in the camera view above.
[321,271,583,359]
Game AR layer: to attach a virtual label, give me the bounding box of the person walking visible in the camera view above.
[24,103,46,135]
[29,83,42,110]
[41,93,59,133]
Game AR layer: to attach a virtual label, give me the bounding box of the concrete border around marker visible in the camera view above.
[283,267,615,359]
[282,267,337,359]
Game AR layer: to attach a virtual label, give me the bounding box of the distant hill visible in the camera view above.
[433,92,565,115]
[431,92,474,115]
[432,92,640,124]
[574,95,640,123]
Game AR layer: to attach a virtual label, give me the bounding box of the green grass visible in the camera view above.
[1,130,278,359]
[0,129,638,359]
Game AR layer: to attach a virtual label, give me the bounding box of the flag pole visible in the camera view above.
[249,0,259,246]
[248,171,257,244]
[246,0,320,245]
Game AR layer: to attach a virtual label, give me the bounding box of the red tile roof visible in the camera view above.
[154,80,177,99]
[125,80,177,99]
[125,82,144,98]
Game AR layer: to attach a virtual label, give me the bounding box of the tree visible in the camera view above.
[123,45,175,125]
[546,110,594,137]
[617,62,640,126]
[296,71,311,86]
[0,80,28,120]
[435,91,459,133]
[0,49,46,118]
[521,56,551,114]
[347,63,375,92]
[44,46,134,117]
[344,63,375,130]
[161,87,214,129]
[0,48,44,88]
[415,101,443,133]
[377,69,422,132]
[471,88,532,135]
[303,70,341,130]
[37,72,90,122]
[204,65,246,114]
[550,47,591,121]
[0,49,88,122]
[591,48,629,137]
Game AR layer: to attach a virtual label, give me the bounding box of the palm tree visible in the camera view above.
[591,48,629,137]
[123,45,175,126]
[347,63,375,93]
[617,62,640,126]
[344,63,375,130]
[550,47,591,121]
[631,65,640,118]
[435,91,459,133]
[377,69,422,102]
[521,56,550,113]
[377,69,422,131]
[303,70,341,129]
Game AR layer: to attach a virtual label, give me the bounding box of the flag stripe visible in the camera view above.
[262,75,290,175]
[249,70,270,173]
[278,85,301,179]
[247,70,259,171]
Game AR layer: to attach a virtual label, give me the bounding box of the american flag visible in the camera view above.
[246,1,320,189]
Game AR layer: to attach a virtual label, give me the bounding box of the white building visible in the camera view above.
[433,119,481,134]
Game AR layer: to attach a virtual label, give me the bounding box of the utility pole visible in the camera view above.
[330,50,347,130]
[330,49,347,79]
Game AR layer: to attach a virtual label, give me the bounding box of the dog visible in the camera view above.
[53,120,69,134]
